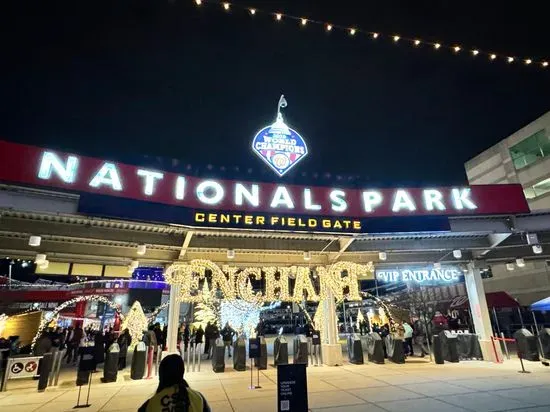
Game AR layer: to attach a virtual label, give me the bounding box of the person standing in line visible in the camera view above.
[93,330,105,371]
[221,322,235,358]
[403,321,414,356]
[208,323,219,359]
[413,319,430,357]
[117,328,131,370]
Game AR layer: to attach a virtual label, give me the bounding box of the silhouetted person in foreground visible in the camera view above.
[138,354,210,412]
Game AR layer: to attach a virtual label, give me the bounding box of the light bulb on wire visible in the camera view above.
[249,8,256,15]
[301,18,307,26]
[223,2,230,11]
[326,24,332,31]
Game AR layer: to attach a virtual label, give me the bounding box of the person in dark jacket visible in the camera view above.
[117,328,131,370]
[153,323,164,351]
[93,331,105,369]
[194,325,204,346]
[221,323,235,357]
[34,332,52,356]
[138,354,210,412]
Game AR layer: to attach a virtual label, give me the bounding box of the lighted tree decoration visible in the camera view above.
[356,309,365,330]
[194,281,220,327]
[121,301,148,348]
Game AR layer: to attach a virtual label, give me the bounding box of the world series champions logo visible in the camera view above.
[252,95,308,177]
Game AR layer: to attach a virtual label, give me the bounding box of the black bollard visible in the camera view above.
[102,343,119,383]
[37,352,53,392]
[130,342,147,380]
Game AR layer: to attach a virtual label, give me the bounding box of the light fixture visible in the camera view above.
[506,262,515,271]
[195,0,201,5]
[434,43,441,49]
[137,244,147,256]
[303,251,311,261]
[223,2,230,11]
[532,244,543,254]
[249,8,256,15]
[35,253,47,264]
[516,258,525,268]
[227,249,235,259]
[453,46,461,52]
[39,260,49,270]
[490,54,497,60]
[372,32,379,39]
[525,59,532,65]
[414,39,421,46]
[472,49,479,56]
[349,28,356,36]
[507,57,514,63]
[434,262,441,269]
[29,236,41,247]
[275,13,282,21]
[393,35,400,42]
[326,24,332,31]
[453,249,462,259]
[301,18,307,26]
[21,261,29,268]
[543,62,548,67]
[378,251,387,261]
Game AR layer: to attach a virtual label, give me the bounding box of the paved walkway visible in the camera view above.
[1,357,550,411]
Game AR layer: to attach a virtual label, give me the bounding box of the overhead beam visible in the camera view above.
[474,233,512,258]
[330,237,355,262]
[179,230,194,259]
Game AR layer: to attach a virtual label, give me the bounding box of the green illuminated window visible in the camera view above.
[524,178,550,200]
[509,129,550,170]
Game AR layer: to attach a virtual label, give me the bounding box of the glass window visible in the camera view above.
[524,177,550,200]
[509,129,550,170]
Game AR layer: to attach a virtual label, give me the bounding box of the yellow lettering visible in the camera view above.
[256,216,265,225]
[322,219,331,228]
[220,214,230,224]
[208,213,217,223]
[271,216,279,225]
[297,218,306,227]
[342,220,351,228]
[333,220,342,229]
[288,217,296,226]
[353,221,361,230]
[195,213,205,222]
[244,215,253,225]
[292,267,319,301]
[233,215,242,223]
[308,218,317,228]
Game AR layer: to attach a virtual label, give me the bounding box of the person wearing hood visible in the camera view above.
[138,354,210,412]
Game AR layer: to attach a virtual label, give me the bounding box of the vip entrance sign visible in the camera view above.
[376,266,462,284]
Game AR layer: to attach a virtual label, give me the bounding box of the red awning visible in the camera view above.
[450,291,519,309]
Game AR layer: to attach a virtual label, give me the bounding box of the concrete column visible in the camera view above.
[166,284,181,354]
[464,262,502,362]
[321,290,343,366]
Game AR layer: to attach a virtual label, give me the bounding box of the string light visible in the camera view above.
[192,1,547,70]
[121,301,149,349]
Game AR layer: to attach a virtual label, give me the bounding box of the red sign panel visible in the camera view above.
[0,139,530,218]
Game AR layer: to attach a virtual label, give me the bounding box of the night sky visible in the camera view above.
[1,0,549,187]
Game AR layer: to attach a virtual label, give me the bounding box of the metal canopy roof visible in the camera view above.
[1,184,549,268]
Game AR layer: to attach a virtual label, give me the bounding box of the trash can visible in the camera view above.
[233,338,246,371]
[366,333,384,364]
[293,335,308,365]
[130,342,147,380]
[538,328,550,360]
[254,337,267,370]
[212,339,225,373]
[347,334,364,365]
[273,336,289,366]
[433,335,444,365]
[440,331,459,363]
[102,343,119,383]
[385,335,405,364]
[514,329,540,361]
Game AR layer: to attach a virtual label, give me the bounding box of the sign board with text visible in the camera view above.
[0,140,530,234]
[277,363,308,412]
[376,266,463,285]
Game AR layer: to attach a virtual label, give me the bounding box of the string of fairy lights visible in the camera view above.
[193,0,548,70]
